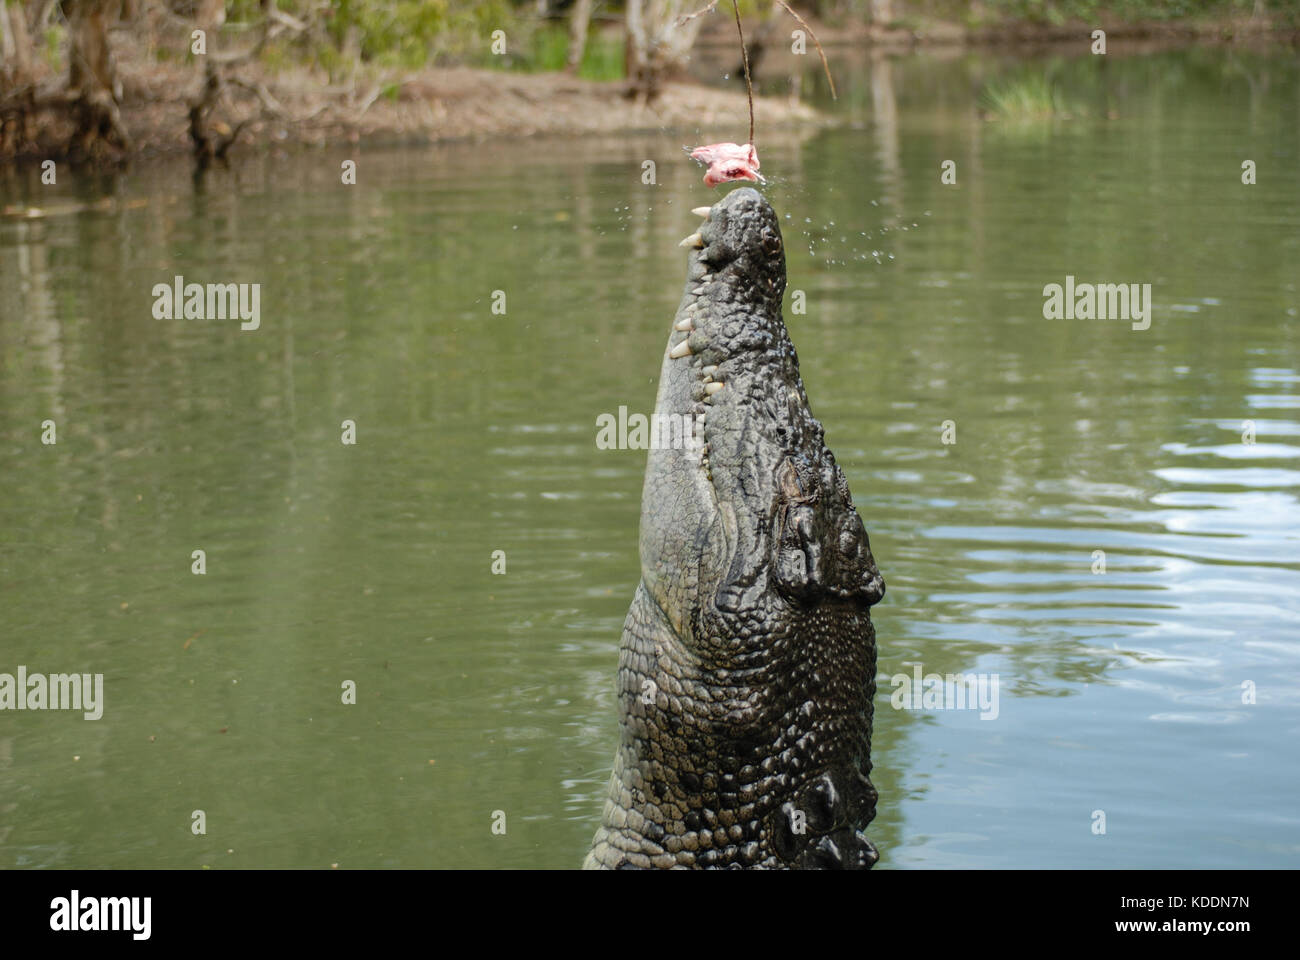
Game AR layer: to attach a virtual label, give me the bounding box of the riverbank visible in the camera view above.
[3,58,821,163]
[2,6,1293,165]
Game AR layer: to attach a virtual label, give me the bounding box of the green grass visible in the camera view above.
[494,24,624,80]
[979,71,1079,120]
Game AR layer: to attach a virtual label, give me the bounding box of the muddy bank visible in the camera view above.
[4,57,821,163]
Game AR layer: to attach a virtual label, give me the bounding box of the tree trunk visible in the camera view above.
[31,0,58,33]
[65,0,130,155]
[625,0,706,101]
[0,0,34,77]
[565,0,593,74]
[0,1,36,154]
[10,0,33,78]
[0,2,15,70]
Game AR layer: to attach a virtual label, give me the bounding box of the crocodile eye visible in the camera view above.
[760,227,782,257]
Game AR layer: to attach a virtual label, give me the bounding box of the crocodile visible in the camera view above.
[584,187,885,869]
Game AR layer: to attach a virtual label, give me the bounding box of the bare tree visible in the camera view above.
[625,0,707,101]
[1,3,54,154]
[65,0,130,155]
[187,4,311,163]
[566,0,593,74]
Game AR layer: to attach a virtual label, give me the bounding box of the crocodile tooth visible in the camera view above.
[702,365,718,376]
[679,232,704,249]
[669,339,693,359]
[692,286,706,296]
[675,318,693,331]
[692,206,711,217]
[704,381,724,395]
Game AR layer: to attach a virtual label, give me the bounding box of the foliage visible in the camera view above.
[979,69,1079,119]
[507,23,624,79]
[224,0,518,69]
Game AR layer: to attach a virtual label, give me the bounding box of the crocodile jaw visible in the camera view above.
[640,187,883,648]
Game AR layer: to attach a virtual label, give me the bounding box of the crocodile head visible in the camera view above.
[586,187,885,869]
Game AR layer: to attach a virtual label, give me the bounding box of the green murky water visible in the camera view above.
[2,48,1297,869]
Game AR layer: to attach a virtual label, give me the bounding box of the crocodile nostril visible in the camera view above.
[769,803,808,862]
[801,773,839,832]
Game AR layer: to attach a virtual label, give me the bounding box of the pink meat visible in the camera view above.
[688,142,763,187]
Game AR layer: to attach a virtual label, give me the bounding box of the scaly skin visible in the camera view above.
[585,187,885,870]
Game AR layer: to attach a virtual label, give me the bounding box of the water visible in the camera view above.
[1,48,1297,869]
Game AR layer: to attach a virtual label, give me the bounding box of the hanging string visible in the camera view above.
[676,0,839,148]
[731,1,755,146]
